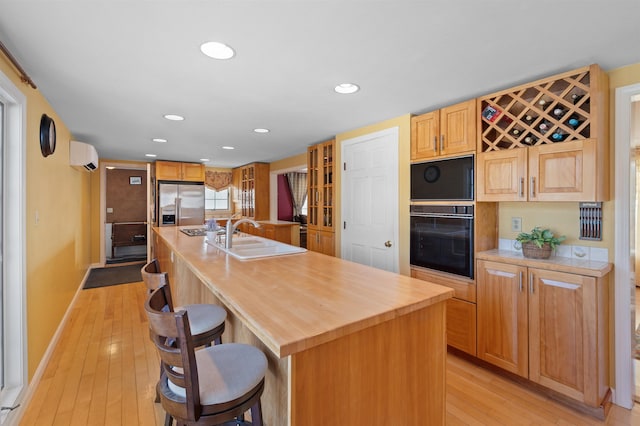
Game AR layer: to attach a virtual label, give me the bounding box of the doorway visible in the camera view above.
[0,69,26,422]
[614,83,640,409]
[99,162,149,266]
[341,127,399,273]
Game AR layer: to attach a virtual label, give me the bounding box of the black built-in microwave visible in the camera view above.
[410,155,474,201]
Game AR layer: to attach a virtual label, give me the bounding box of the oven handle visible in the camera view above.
[410,213,474,219]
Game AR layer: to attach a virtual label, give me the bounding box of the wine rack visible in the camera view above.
[478,64,606,153]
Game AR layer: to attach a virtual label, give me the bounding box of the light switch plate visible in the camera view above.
[511,217,522,232]
[106,207,113,213]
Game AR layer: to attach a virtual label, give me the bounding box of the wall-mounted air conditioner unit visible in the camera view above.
[69,140,99,171]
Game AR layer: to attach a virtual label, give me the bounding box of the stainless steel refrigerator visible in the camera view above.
[158,182,205,226]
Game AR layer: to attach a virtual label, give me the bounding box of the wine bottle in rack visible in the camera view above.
[523,114,536,124]
[538,98,551,111]
[511,128,522,137]
[551,129,567,142]
[538,120,552,134]
[552,107,566,118]
[567,114,582,129]
[571,93,584,104]
[524,134,539,145]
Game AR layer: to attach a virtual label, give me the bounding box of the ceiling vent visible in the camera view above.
[69,140,99,171]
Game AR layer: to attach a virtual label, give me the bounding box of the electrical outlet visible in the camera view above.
[511,217,522,232]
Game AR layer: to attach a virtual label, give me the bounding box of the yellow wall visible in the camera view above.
[0,55,93,379]
[270,152,307,171]
[335,114,412,275]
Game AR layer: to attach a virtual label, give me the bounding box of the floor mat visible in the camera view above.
[83,263,144,289]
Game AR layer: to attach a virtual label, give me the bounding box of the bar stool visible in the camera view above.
[146,286,266,426]
[141,259,226,347]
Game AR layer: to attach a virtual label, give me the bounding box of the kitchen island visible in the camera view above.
[152,226,454,425]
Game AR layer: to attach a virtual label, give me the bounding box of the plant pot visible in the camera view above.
[521,241,553,259]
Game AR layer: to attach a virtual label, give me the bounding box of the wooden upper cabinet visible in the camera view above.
[181,162,206,181]
[156,161,204,182]
[411,99,476,161]
[476,64,609,202]
[477,139,600,202]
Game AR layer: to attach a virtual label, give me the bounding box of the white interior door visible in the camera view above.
[341,127,398,272]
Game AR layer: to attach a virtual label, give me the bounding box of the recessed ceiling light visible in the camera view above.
[164,114,184,121]
[253,128,270,133]
[145,154,157,158]
[334,83,360,94]
[200,41,235,60]
[200,158,210,162]
[106,166,116,170]
[222,146,235,150]
[153,138,167,143]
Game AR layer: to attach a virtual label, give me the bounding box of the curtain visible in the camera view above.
[286,172,307,218]
[205,171,232,191]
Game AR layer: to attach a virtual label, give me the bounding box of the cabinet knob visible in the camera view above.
[384,240,392,248]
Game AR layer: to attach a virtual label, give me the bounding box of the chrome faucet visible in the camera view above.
[225,218,260,249]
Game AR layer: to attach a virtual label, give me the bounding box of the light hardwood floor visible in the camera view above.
[16,280,640,425]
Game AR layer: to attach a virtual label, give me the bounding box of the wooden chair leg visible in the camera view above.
[250,400,263,426]
[163,412,173,426]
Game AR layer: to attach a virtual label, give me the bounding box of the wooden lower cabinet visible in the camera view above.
[446,298,476,356]
[477,259,609,408]
[411,267,476,356]
[307,229,335,256]
[239,221,300,246]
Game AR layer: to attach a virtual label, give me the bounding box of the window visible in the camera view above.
[205,187,230,211]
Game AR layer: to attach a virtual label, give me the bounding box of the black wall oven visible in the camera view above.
[410,205,474,279]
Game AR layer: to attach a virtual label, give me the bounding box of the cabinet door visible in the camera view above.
[477,260,528,377]
[528,268,597,404]
[446,298,477,356]
[156,161,182,180]
[319,141,335,232]
[181,163,205,182]
[528,139,597,202]
[307,145,321,227]
[476,149,527,202]
[440,99,476,156]
[307,229,335,256]
[411,111,439,161]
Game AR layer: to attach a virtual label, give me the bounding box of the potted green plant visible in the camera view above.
[516,226,566,259]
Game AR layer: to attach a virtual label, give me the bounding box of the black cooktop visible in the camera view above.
[180,228,207,237]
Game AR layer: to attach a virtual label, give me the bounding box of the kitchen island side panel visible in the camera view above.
[290,301,446,425]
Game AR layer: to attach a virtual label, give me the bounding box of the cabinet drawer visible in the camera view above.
[411,267,476,303]
[447,298,476,356]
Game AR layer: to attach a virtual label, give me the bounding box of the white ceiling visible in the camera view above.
[1,0,639,168]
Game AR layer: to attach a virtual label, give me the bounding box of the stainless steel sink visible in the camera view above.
[207,235,306,259]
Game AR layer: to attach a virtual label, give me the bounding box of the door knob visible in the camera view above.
[384,241,392,248]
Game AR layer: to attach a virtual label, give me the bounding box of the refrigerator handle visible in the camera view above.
[176,198,181,226]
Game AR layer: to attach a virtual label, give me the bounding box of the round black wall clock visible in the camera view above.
[39,114,56,157]
[424,165,440,183]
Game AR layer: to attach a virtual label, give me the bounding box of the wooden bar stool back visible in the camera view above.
[146,287,266,426]
[141,259,226,347]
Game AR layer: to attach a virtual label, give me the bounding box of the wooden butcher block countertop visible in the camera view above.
[154,226,453,358]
